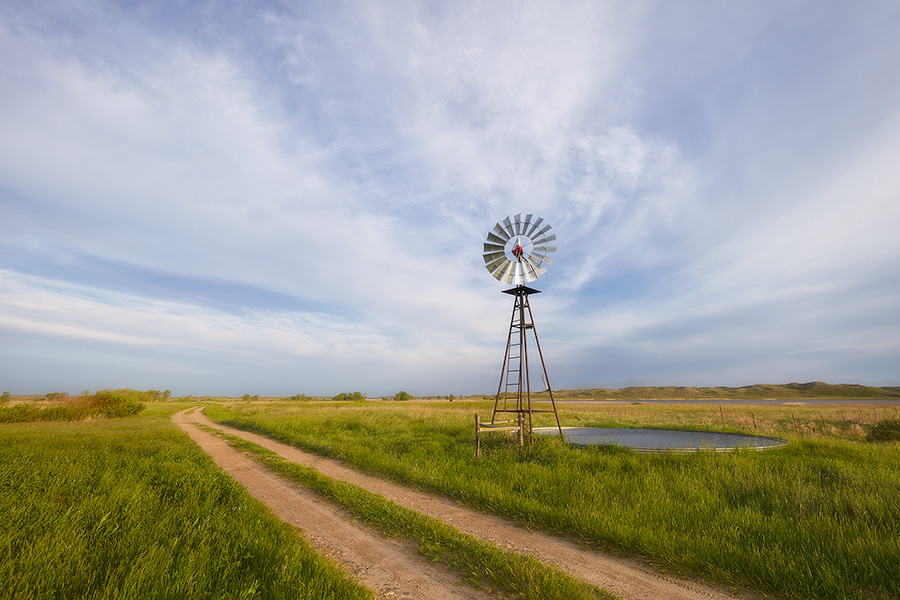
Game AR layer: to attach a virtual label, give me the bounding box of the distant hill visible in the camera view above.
[544,382,900,400]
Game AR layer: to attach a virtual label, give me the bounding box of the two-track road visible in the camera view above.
[174,407,756,600]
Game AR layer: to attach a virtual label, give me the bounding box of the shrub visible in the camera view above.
[867,417,900,442]
[393,391,411,402]
[332,392,367,402]
[0,389,144,422]
[86,389,146,418]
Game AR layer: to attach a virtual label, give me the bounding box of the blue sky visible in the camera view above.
[2,1,899,397]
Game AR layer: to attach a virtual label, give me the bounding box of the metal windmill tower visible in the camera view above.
[476,213,562,453]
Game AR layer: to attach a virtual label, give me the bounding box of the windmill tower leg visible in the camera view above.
[491,286,562,445]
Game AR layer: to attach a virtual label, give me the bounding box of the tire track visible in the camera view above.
[173,407,497,600]
[183,407,758,600]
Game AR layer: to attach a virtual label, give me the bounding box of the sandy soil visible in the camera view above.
[174,407,758,600]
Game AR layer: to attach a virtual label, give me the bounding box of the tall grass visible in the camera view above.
[0,406,373,600]
[207,400,900,600]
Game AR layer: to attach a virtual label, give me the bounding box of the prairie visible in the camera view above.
[3,387,899,600]
[207,397,900,600]
[0,402,372,600]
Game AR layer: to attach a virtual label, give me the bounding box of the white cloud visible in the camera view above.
[1,1,899,393]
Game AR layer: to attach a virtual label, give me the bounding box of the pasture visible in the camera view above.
[207,398,900,600]
[2,391,899,599]
[0,402,372,600]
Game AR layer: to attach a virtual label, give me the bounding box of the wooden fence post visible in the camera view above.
[475,413,481,457]
[517,412,524,447]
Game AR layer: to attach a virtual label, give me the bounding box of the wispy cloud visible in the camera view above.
[1,0,899,394]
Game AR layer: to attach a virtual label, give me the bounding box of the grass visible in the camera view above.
[0,403,373,600]
[206,400,900,600]
[200,423,614,600]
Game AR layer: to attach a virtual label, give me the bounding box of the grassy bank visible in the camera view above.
[0,404,373,600]
[206,400,900,600]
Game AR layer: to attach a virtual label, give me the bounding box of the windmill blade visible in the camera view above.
[530,247,554,262]
[534,223,553,238]
[533,245,557,255]
[483,242,504,255]
[501,218,518,239]
[522,213,534,233]
[512,213,524,235]
[484,257,506,273]
[525,216,544,238]
[532,233,557,246]
[492,223,511,241]
[482,250,505,264]
[499,260,518,283]
[485,255,507,273]
[486,232,507,246]
[490,258,512,281]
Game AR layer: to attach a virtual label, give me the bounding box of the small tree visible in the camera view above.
[394,391,411,402]
[332,391,367,402]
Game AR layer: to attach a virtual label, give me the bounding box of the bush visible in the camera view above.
[0,389,144,422]
[87,390,146,418]
[331,392,366,402]
[393,391,411,402]
[867,417,900,442]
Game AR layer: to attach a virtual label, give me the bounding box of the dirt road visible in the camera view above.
[174,407,756,600]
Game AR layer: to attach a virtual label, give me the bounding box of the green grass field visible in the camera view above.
[0,403,373,600]
[206,424,613,600]
[206,399,900,600]
[4,391,899,600]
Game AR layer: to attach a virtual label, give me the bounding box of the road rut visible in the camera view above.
[177,407,757,600]
[173,407,494,600]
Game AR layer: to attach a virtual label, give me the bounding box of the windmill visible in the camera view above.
[476,213,562,453]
